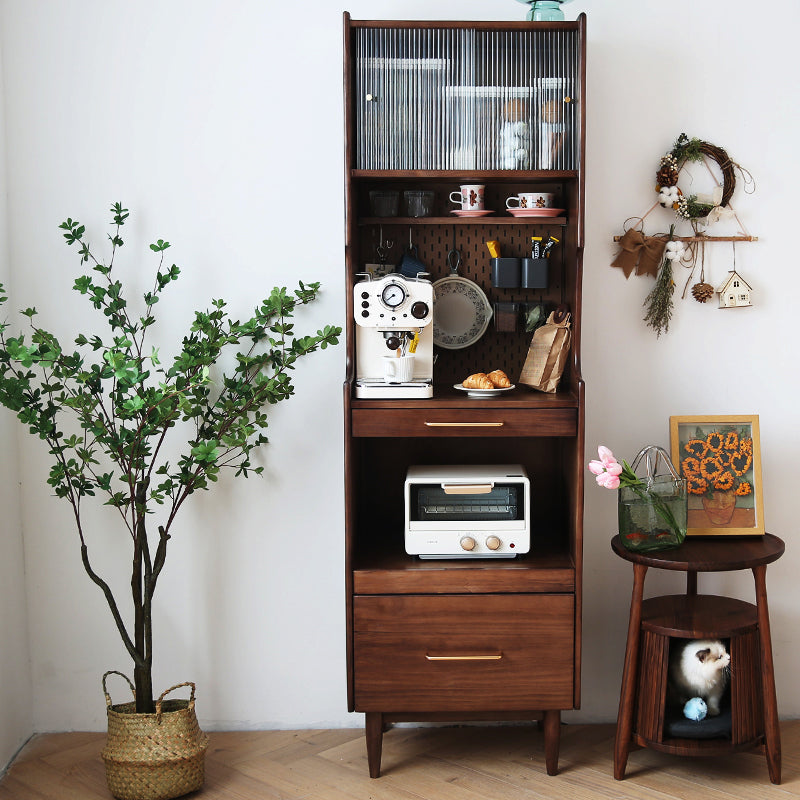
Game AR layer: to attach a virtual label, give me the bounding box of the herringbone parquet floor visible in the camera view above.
[1,721,799,799]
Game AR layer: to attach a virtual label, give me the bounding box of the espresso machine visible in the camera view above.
[353,272,434,398]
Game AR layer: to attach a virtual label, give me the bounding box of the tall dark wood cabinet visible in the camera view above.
[343,13,586,777]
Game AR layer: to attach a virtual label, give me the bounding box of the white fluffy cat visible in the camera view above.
[668,639,731,716]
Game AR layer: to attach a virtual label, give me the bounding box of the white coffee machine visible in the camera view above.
[354,273,434,398]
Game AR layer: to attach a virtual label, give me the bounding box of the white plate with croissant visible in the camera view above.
[456,370,514,397]
[454,383,515,398]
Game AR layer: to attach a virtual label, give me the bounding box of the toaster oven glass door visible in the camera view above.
[409,482,525,523]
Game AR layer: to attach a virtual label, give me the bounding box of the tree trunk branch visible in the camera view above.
[80,544,144,669]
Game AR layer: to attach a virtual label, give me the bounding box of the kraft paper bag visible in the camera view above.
[518,310,571,393]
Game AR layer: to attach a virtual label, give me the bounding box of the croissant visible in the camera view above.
[487,369,511,389]
[462,373,494,390]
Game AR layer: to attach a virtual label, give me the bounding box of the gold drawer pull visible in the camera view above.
[424,421,504,428]
[425,653,503,661]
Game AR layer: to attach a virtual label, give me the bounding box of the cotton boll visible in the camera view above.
[665,240,686,261]
[659,186,679,207]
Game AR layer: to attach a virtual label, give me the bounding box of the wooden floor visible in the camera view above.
[1,721,799,799]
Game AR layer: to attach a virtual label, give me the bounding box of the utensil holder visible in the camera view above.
[491,257,520,288]
[521,257,548,289]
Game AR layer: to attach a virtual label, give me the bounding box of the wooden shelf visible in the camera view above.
[360,215,567,226]
[350,385,579,410]
[641,594,757,638]
[354,546,575,595]
[352,170,578,181]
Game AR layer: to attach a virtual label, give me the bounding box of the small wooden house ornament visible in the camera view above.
[717,270,752,308]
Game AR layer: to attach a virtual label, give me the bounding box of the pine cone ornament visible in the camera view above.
[656,165,679,188]
[656,155,679,189]
[691,282,714,303]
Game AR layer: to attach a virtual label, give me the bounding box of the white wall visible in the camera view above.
[0,12,33,768]
[0,0,798,743]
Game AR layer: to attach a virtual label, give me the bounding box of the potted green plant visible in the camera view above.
[0,203,341,799]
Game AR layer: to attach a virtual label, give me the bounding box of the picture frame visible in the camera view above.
[669,415,764,537]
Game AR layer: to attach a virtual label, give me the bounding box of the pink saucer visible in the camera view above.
[451,209,494,217]
[506,207,565,218]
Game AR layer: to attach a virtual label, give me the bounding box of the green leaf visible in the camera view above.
[123,396,145,413]
[191,440,219,463]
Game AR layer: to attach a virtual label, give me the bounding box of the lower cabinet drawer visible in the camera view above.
[353,594,574,712]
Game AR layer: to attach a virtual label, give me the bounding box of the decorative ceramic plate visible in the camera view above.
[454,384,516,398]
[507,207,565,217]
[432,275,492,350]
[451,209,494,217]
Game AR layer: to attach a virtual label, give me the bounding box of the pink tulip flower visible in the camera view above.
[595,471,620,489]
[588,446,624,490]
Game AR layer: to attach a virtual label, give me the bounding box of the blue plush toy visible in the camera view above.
[683,696,707,721]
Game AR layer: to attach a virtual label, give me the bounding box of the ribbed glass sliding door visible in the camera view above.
[355,26,579,171]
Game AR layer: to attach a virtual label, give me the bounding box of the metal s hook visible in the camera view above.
[376,226,394,263]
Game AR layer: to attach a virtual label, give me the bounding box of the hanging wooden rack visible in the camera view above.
[612,199,758,244]
[613,234,758,242]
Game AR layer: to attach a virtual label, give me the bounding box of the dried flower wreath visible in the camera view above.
[655,133,738,222]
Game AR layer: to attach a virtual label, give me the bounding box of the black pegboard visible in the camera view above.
[357,221,567,387]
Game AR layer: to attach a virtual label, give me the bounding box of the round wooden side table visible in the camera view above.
[611,533,784,784]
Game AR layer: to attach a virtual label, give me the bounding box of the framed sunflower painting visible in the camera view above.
[669,415,764,536]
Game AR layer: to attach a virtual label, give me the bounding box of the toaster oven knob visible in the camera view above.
[485,536,501,551]
[459,536,476,552]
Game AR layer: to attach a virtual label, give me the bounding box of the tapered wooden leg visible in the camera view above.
[753,565,781,784]
[365,712,384,778]
[543,709,561,775]
[614,562,647,780]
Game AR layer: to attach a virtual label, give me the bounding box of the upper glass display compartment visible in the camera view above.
[355,26,580,171]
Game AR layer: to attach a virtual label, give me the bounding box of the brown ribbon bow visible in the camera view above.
[611,229,667,279]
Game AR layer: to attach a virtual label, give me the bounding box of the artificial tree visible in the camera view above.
[0,203,341,713]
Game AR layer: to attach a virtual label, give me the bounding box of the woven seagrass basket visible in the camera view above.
[100,671,210,800]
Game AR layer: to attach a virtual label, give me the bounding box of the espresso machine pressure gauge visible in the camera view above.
[381,281,407,309]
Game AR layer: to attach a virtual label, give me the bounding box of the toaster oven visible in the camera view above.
[404,464,530,559]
